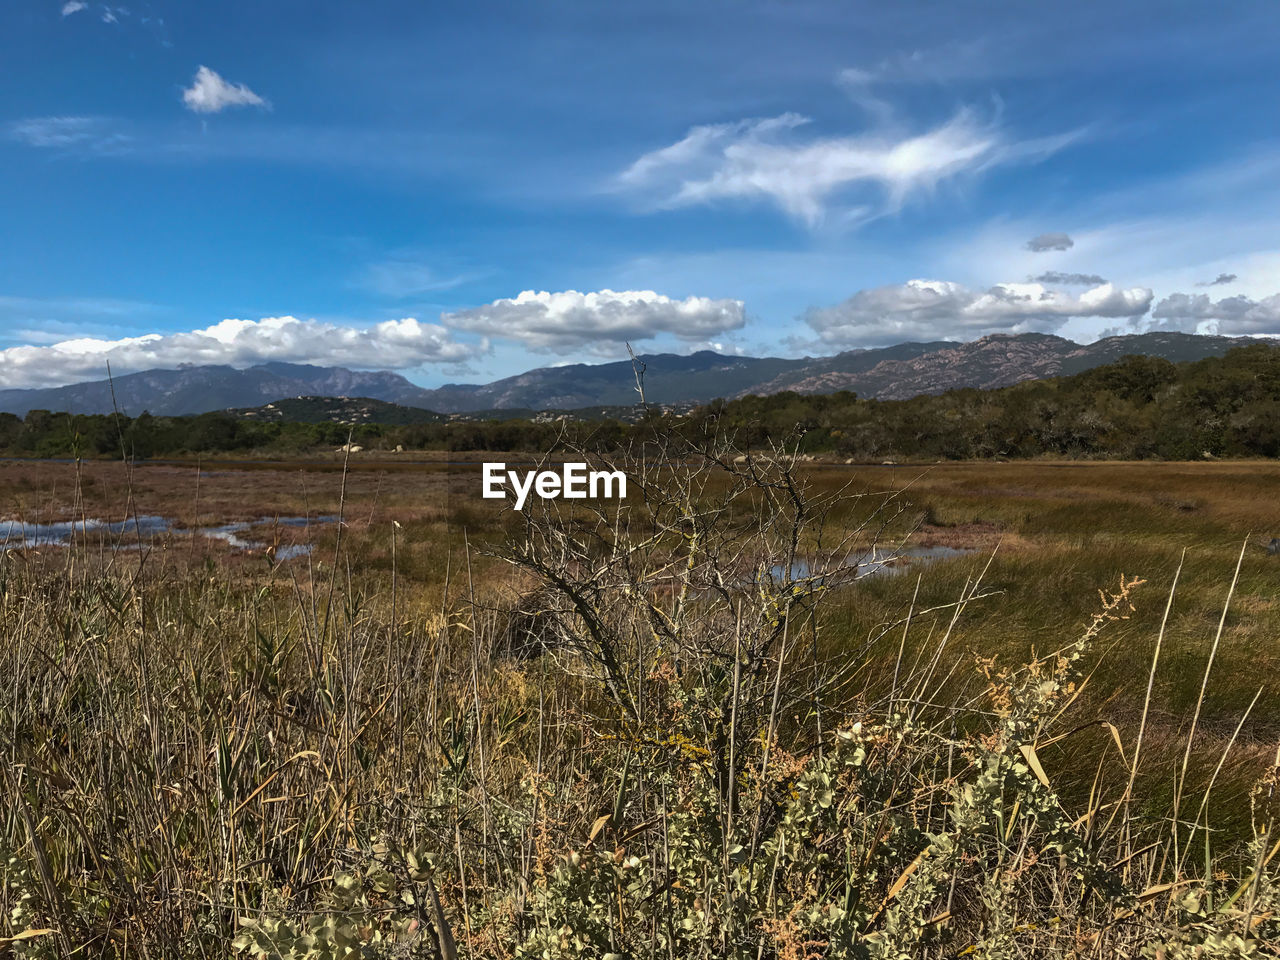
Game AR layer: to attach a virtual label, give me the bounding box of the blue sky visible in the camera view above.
[2,0,1280,388]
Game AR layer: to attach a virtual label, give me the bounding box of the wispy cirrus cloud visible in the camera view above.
[0,294,162,320]
[615,65,1080,231]
[806,279,1152,347]
[834,68,895,125]
[357,257,480,299]
[181,66,269,114]
[0,317,481,389]
[0,295,167,349]
[7,114,471,178]
[59,3,171,44]
[8,116,132,154]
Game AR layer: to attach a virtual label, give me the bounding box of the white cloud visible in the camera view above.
[359,258,477,298]
[806,279,1153,347]
[0,298,164,350]
[9,116,130,153]
[442,289,746,352]
[839,43,999,89]
[0,317,481,389]
[1151,292,1280,336]
[1026,232,1074,252]
[181,66,268,114]
[616,108,1076,228]
[1032,271,1107,286]
[834,69,895,125]
[60,2,87,16]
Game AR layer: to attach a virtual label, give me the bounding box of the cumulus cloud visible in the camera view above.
[806,279,1153,347]
[1196,272,1238,287]
[616,109,1075,228]
[1031,271,1107,286]
[1151,292,1280,336]
[60,2,87,16]
[182,66,269,114]
[1025,232,1074,252]
[442,289,746,353]
[0,317,480,390]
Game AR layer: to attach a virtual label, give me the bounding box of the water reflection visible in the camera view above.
[765,545,976,583]
[0,514,338,559]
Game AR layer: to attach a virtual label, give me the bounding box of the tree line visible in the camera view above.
[1,343,1277,460]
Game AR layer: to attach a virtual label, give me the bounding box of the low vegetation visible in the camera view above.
[1,427,1277,958]
[1,342,1279,461]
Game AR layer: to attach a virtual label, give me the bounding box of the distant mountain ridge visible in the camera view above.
[0,333,1266,417]
[752,332,1254,400]
[0,362,442,418]
[405,351,812,411]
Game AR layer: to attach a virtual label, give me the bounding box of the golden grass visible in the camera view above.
[0,454,1277,955]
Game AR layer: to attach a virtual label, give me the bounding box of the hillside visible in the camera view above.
[747,332,1261,400]
[228,396,446,426]
[408,351,809,411]
[0,332,1266,417]
[0,362,442,418]
[228,396,651,425]
[2,341,1279,460]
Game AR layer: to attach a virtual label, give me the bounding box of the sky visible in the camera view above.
[2,0,1280,389]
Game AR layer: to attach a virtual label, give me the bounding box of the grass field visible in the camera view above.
[0,453,1277,956]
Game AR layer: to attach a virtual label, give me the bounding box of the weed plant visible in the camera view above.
[0,432,1276,958]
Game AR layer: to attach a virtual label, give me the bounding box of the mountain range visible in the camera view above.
[0,332,1264,418]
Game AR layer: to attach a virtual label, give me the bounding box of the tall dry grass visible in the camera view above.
[0,438,1277,958]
